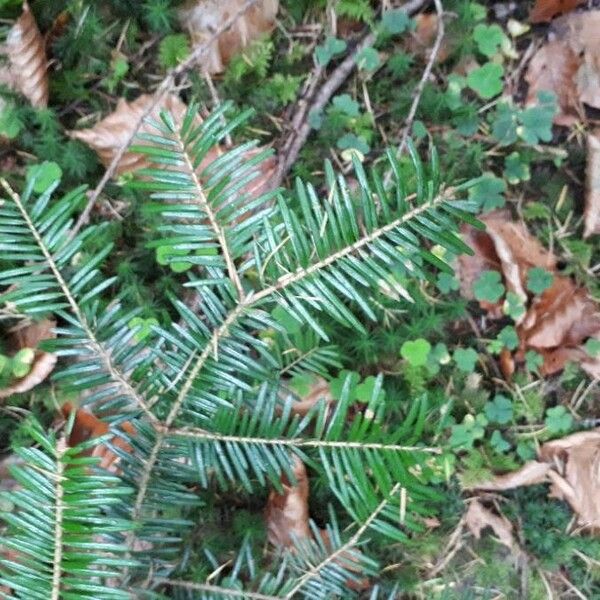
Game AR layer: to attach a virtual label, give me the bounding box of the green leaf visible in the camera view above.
[525,350,544,373]
[332,93,360,117]
[11,348,35,378]
[400,338,431,367]
[355,375,385,403]
[0,102,22,139]
[503,291,526,321]
[450,414,487,449]
[584,338,600,358]
[473,270,505,303]
[504,151,530,184]
[453,347,479,373]
[545,405,573,435]
[128,317,159,342]
[356,46,380,71]
[497,325,519,351]
[518,91,556,145]
[490,430,510,453]
[289,372,316,396]
[516,440,536,460]
[381,9,412,34]
[315,36,347,66]
[159,33,190,68]
[491,102,518,145]
[467,62,504,99]
[468,174,506,212]
[329,369,360,400]
[436,272,459,294]
[484,394,513,424]
[473,24,505,57]
[336,133,370,154]
[526,267,553,295]
[26,161,62,193]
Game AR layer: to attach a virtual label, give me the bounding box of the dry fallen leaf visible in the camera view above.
[458,212,600,378]
[0,319,56,399]
[465,499,516,550]
[61,402,135,473]
[585,129,600,238]
[266,454,311,547]
[552,11,600,111]
[70,94,192,176]
[524,41,581,126]
[529,0,584,23]
[525,10,600,124]
[405,14,451,63]
[178,0,279,74]
[469,430,600,531]
[2,2,48,108]
[458,210,555,322]
[284,376,335,417]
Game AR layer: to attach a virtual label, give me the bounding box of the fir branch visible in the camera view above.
[154,579,282,600]
[70,0,261,237]
[51,436,67,600]
[0,178,158,424]
[161,425,440,453]
[284,482,402,598]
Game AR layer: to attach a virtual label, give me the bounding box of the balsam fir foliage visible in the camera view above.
[0,100,479,598]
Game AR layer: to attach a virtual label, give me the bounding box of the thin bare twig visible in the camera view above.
[383,0,444,187]
[271,0,429,191]
[70,0,259,238]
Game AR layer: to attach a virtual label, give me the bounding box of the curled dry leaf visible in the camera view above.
[524,41,581,126]
[465,499,516,550]
[458,210,555,321]
[585,129,600,238]
[178,0,279,74]
[405,14,451,63]
[2,2,48,108]
[529,0,584,24]
[0,319,56,399]
[285,376,334,417]
[458,211,600,378]
[469,430,600,531]
[266,454,311,547]
[525,10,600,124]
[70,94,192,176]
[61,402,135,473]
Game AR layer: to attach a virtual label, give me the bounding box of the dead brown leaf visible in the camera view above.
[2,2,48,108]
[458,212,600,378]
[585,129,600,238]
[178,0,279,74]
[0,319,56,399]
[61,402,135,473]
[405,14,451,63]
[552,11,600,111]
[70,94,193,176]
[524,41,581,126]
[284,376,334,417]
[469,430,600,531]
[529,0,584,23]
[266,454,311,547]
[465,499,516,550]
[518,277,600,378]
[458,210,555,322]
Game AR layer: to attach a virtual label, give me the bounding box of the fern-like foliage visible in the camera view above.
[0,102,480,597]
[0,419,135,599]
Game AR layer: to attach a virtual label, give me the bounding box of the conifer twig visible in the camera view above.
[70,0,260,239]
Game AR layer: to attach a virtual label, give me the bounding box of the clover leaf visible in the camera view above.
[381,9,412,34]
[450,413,487,450]
[467,62,503,99]
[453,347,479,373]
[490,430,510,453]
[497,325,519,350]
[26,161,63,193]
[526,267,553,295]
[473,24,505,57]
[484,394,513,424]
[545,406,573,435]
[473,270,505,303]
[468,174,506,212]
[315,36,347,66]
[400,338,431,367]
